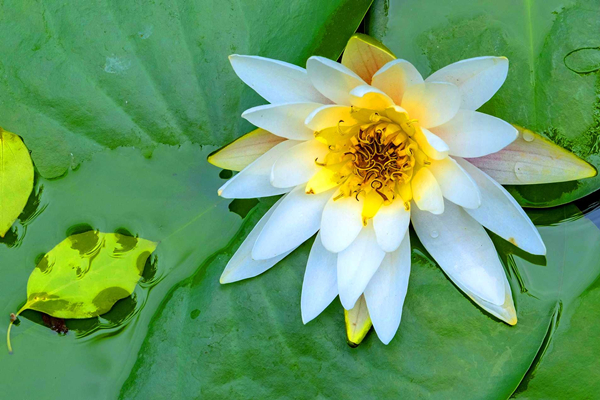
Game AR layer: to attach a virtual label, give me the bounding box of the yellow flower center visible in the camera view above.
[308,106,430,222]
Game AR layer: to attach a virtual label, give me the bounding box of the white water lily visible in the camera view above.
[209,34,596,345]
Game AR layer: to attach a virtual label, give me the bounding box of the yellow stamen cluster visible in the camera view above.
[310,107,430,221]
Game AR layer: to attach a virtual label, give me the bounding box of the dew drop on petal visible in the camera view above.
[430,230,439,238]
[522,130,535,142]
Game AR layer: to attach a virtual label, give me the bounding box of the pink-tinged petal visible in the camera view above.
[230,55,330,104]
[208,129,285,171]
[467,126,597,184]
[341,33,396,84]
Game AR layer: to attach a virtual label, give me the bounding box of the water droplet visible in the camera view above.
[430,230,439,238]
[522,130,535,142]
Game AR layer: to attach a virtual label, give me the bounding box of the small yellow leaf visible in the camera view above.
[344,295,372,347]
[207,128,285,171]
[468,126,597,184]
[7,231,157,353]
[0,128,34,237]
[341,33,396,84]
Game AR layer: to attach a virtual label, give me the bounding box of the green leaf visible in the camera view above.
[0,128,34,237]
[117,203,600,400]
[7,231,157,352]
[366,0,600,207]
[0,0,372,178]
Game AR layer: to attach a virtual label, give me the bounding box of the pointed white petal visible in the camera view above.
[364,233,411,344]
[349,85,395,109]
[465,273,517,325]
[220,197,292,283]
[305,105,358,132]
[252,185,334,260]
[218,140,299,199]
[371,59,424,104]
[431,110,518,158]
[242,103,322,141]
[415,127,450,160]
[301,233,338,324]
[230,55,330,104]
[270,139,329,188]
[320,193,363,253]
[401,82,461,128]
[428,157,481,209]
[411,167,445,215]
[411,200,506,305]
[425,56,509,110]
[306,56,367,105]
[373,200,410,252]
[456,158,546,255]
[337,223,386,309]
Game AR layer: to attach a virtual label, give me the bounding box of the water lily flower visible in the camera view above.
[208,34,596,345]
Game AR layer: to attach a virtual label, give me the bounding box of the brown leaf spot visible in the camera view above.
[42,314,68,334]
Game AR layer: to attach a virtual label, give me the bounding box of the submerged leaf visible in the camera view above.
[344,295,372,347]
[7,231,157,353]
[467,126,597,185]
[0,128,34,237]
[208,128,285,172]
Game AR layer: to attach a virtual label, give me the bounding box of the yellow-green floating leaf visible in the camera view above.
[7,231,157,353]
[344,294,372,347]
[0,127,34,237]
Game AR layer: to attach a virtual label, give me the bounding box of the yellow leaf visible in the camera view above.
[7,231,157,353]
[344,295,372,347]
[341,33,396,84]
[207,128,285,171]
[468,126,597,184]
[0,128,34,237]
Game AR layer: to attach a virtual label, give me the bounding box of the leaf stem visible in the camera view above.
[7,303,30,354]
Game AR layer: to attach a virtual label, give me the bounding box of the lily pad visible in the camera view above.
[367,0,600,207]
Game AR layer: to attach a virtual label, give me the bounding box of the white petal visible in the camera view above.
[430,110,518,158]
[401,82,461,128]
[230,55,330,104]
[415,127,450,160]
[270,139,329,188]
[337,223,386,309]
[371,59,424,104]
[242,103,322,141]
[364,232,411,344]
[349,85,395,109]
[218,140,299,199]
[411,167,444,215]
[320,193,363,253]
[305,105,358,132]
[373,200,410,252]
[411,200,506,305]
[428,157,481,209]
[220,197,292,283]
[306,56,367,105]
[456,158,546,255]
[301,233,338,324]
[252,185,334,260]
[425,56,509,110]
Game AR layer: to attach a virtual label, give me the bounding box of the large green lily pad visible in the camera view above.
[367,0,600,207]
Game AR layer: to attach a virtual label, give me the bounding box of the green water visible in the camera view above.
[0,145,241,398]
